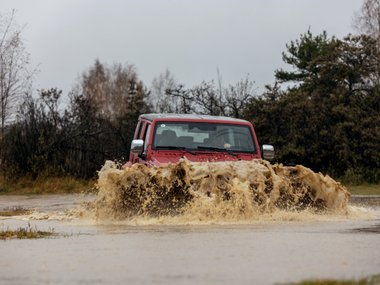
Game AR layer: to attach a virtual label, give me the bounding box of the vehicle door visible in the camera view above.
[129,120,144,163]
[137,122,151,163]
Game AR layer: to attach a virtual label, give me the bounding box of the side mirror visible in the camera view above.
[131,139,144,154]
[262,144,275,161]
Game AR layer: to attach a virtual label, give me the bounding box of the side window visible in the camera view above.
[134,121,143,139]
[143,124,151,154]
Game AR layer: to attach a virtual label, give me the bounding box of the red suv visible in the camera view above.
[129,114,274,165]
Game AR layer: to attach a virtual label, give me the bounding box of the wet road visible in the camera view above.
[0,195,379,285]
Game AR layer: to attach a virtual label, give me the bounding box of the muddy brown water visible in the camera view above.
[0,161,379,284]
[0,194,379,285]
[95,160,351,220]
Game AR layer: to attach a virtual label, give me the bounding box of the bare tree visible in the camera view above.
[151,69,180,113]
[67,60,150,176]
[165,73,256,117]
[354,0,380,84]
[354,0,380,40]
[225,76,256,118]
[165,85,193,114]
[215,71,256,118]
[77,59,148,123]
[0,10,34,166]
[190,81,225,116]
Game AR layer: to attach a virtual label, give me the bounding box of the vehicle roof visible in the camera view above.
[139,113,250,123]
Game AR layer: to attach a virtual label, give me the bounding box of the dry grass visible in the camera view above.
[282,274,380,285]
[346,184,380,195]
[0,174,378,196]
[0,176,96,195]
[0,206,32,216]
[0,223,55,240]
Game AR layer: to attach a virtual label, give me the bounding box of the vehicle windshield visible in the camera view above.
[153,121,256,153]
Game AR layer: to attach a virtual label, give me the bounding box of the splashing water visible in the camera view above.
[94,159,351,223]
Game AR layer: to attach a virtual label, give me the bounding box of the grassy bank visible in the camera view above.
[0,224,55,240]
[345,184,380,196]
[0,176,96,195]
[0,206,32,216]
[286,274,380,285]
[0,174,379,196]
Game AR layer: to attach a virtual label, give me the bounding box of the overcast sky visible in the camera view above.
[1,0,363,96]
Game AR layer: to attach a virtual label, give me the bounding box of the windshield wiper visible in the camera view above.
[197,146,238,157]
[156,146,197,155]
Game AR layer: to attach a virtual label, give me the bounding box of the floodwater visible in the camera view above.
[0,194,380,285]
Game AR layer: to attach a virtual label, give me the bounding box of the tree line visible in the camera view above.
[246,32,379,182]
[0,1,379,183]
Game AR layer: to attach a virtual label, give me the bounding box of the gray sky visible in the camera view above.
[1,0,363,96]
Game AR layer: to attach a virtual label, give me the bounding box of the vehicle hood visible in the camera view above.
[148,150,260,166]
